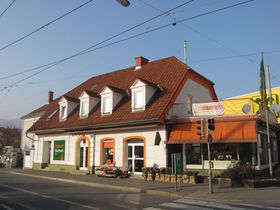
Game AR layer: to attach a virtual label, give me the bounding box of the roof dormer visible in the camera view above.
[58,96,79,121]
[99,85,126,115]
[130,78,159,112]
[79,90,100,118]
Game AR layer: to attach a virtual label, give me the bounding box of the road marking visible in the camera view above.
[0,183,101,210]
[234,202,280,210]
[176,198,247,210]
[160,202,209,209]
[0,204,15,210]
[143,208,163,210]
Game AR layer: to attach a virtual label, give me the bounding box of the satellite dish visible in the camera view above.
[270,104,280,113]
[242,104,251,114]
[255,98,261,104]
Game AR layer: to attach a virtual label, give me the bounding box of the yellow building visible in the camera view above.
[222,86,280,122]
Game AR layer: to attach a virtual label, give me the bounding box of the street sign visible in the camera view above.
[172,153,183,175]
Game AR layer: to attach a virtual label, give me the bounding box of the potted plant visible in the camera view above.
[165,167,172,182]
[142,167,148,181]
[188,171,198,184]
[159,167,166,182]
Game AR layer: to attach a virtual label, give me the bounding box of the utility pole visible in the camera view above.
[183,40,187,64]
[265,64,273,177]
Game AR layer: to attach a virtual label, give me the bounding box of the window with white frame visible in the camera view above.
[102,95,111,114]
[60,105,67,120]
[134,90,145,110]
[186,95,193,113]
[80,100,89,117]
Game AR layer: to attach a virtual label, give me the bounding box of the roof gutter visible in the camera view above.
[30,118,161,135]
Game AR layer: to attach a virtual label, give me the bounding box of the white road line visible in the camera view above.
[0,183,101,210]
[160,202,209,210]
[234,203,280,210]
[176,198,248,210]
[143,208,164,210]
[0,204,15,210]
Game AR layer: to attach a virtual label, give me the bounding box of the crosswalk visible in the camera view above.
[144,198,280,210]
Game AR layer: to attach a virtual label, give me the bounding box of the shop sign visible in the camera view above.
[192,102,224,116]
[53,140,65,161]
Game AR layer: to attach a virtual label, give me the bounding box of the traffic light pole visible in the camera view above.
[206,118,213,194]
[207,141,213,194]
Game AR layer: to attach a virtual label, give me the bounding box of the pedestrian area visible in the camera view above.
[144,198,280,210]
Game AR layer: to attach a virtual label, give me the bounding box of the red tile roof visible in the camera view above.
[28,56,216,133]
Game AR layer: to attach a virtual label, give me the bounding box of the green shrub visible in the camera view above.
[221,162,256,185]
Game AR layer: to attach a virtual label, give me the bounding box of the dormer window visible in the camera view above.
[100,85,126,116]
[103,95,112,114]
[59,95,79,121]
[80,100,89,117]
[60,105,67,121]
[134,90,145,110]
[130,78,158,112]
[79,90,100,118]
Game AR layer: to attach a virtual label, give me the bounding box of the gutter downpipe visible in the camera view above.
[26,132,36,169]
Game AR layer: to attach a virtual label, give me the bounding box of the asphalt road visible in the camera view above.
[0,171,280,210]
[0,171,176,210]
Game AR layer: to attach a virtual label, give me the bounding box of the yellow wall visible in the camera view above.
[222,86,280,122]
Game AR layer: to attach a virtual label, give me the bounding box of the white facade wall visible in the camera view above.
[21,116,41,152]
[168,79,213,118]
[94,126,167,168]
[33,127,167,169]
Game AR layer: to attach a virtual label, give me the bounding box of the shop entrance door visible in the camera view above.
[127,143,144,174]
[79,140,88,171]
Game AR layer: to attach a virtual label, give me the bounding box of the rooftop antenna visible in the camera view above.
[183,40,187,65]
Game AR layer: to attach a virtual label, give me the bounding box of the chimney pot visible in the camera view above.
[48,91,54,104]
[135,56,149,70]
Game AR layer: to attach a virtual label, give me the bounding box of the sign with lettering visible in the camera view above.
[192,102,224,116]
[53,140,65,160]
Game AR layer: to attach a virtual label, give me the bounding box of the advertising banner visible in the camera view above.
[53,140,65,161]
[192,102,224,116]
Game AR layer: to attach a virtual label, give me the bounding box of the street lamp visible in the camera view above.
[116,0,130,7]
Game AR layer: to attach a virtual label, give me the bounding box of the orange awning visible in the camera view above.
[168,120,257,144]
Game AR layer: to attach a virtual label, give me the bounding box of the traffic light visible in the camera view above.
[196,119,205,137]
[208,118,215,132]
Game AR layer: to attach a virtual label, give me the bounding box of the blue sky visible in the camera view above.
[0,0,279,120]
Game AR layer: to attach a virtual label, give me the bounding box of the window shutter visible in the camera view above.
[135,91,144,109]
[103,96,111,113]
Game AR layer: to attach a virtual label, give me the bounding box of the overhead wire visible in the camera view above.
[138,0,255,63]
[0,0,255,92]
[191,50,280,63]
[0,0,16,19]
[0,0,94,53]
[0,0,195,81]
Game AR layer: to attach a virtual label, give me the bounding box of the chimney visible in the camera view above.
[135,56,149,70]
[48,91,54,104]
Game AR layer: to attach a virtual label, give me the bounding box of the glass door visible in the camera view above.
[127,143,144,174]
[79,140,88,171]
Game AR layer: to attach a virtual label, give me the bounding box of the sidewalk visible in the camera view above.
[4,168,280,205]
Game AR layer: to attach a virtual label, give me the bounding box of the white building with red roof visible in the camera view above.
[21,56,218,174]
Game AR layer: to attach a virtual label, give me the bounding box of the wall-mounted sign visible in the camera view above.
[192,102,224,116]
[53,140,65,161]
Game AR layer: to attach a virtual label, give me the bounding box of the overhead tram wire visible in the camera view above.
[0,0,94,53]
[0,0,255,92]
[0,0,195,81]
[138,0,255,64]
[0,0,16,19]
